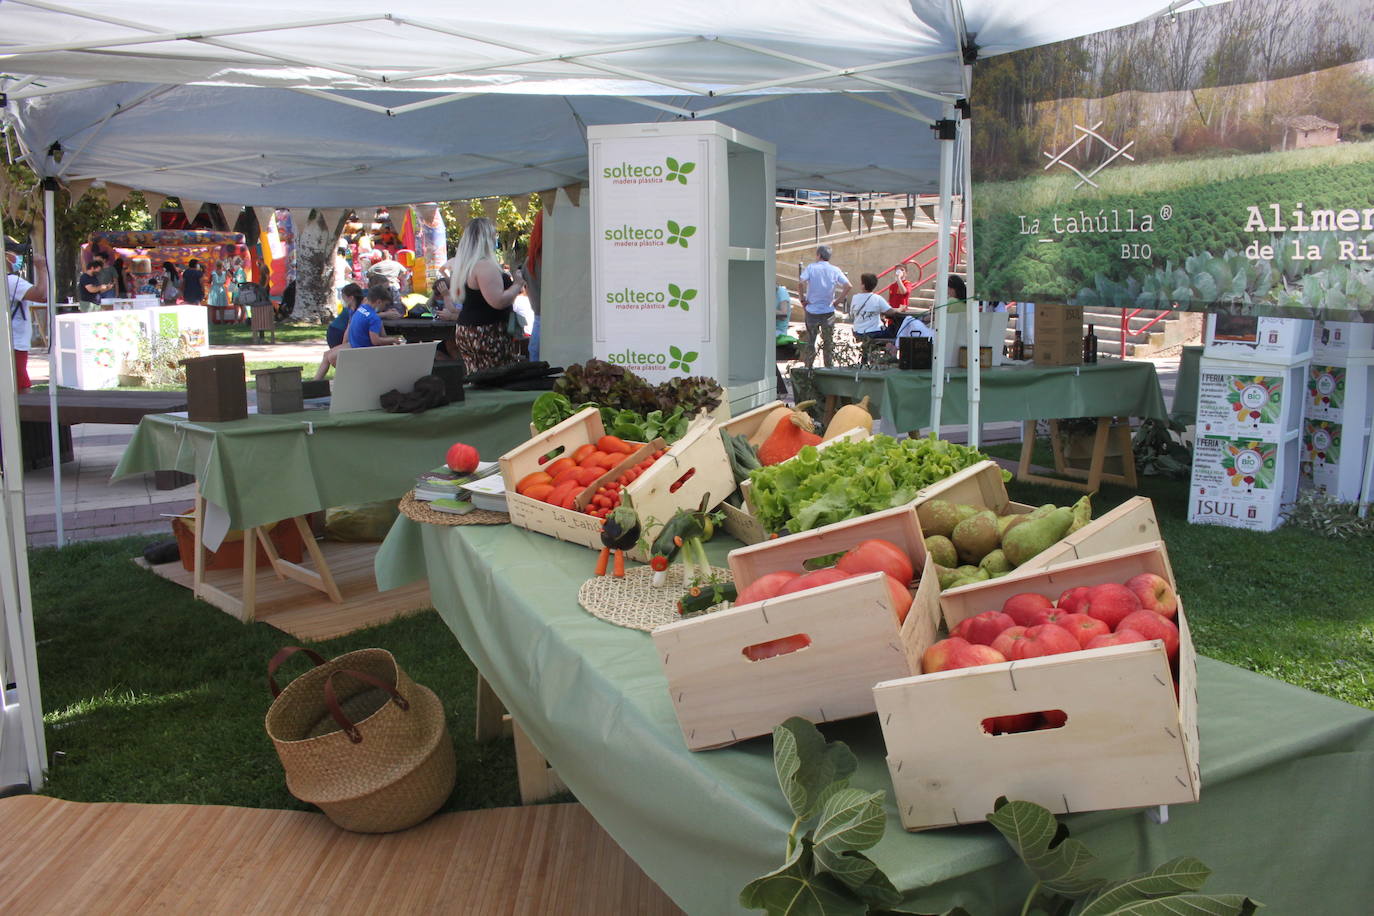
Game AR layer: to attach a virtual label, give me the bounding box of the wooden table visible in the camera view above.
[383,318,457,344]
[17,390,190,486]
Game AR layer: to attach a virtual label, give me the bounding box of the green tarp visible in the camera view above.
[377,517,1374,914]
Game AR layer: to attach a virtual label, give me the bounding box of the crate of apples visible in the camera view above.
[872,541,1200,832]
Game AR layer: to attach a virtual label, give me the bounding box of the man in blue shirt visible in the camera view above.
[314,285,401,380]
[798,245,850,368]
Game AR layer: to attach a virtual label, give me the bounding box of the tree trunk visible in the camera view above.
[292,210,348,323]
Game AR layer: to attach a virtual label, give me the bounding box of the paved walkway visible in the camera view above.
[17,340,1182,549]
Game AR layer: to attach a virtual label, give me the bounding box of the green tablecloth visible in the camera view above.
[811,359,1169,432]
[1172,345,1204,427]
[114,390,538,530]
[377,517,1374,915]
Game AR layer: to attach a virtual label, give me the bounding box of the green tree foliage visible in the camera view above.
[436,195,543,260]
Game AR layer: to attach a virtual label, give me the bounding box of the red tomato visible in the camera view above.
[546,480,578,505]
[776,568,851,596]
[734,571,801,605]
[836,539,914,585]
[742,633,812,661]
[560,486,585,510]
[523,483,555,502]
[545,457,577,478]
[574,466,605,486]
[550,467,581,486]
[597,435,636,455]
[516,471,554,495]
[592,451,622,470]
[572,444,597,463]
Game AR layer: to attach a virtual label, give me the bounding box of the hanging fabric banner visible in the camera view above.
[540,190,557,214]
[562,184,583,208]
[901,205,917,226]
[64,178,92,206]
[881,208,898,230]
[820,209,836,232]
[179,198,204,221]
[103,184,132,211]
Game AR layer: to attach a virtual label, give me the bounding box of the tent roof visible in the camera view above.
[0,1,1211,205]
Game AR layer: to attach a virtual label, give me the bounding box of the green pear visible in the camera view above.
[979,549,1012,576]
[997,513,1029,541]
[952,510,999,564]
[1001,506,1074,567]
[920,500,961,538]
[935,565,963,589]
[924,535,958,569]
[1066,494,1093,534]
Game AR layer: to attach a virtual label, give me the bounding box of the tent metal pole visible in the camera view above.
[1360,419,1374,518]
[960,93,979,448]
[43,184,63,548]
[0,201,48,789]
[930,104,957,438]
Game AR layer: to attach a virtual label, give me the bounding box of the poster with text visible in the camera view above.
[1195,371,1289,442]
[1188,435,1289,530]
[972,0,1374,321]
[590,135,713,379]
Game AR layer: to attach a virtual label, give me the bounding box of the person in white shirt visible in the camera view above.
[5,244,48,394]
[798,245,850,368]
[850,273,903,339]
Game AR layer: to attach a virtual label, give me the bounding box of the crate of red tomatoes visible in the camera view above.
[651,504,941,750]
[499,407,735,558]
[872,540,1199,831]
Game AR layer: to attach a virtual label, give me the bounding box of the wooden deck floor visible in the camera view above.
[138,540,432,641]
[0,796,683,915]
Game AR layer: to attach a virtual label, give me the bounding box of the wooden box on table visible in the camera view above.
[873,541,1199,831]
[183,353,248,422]
[500,407,734,560]
[652,505,940,750]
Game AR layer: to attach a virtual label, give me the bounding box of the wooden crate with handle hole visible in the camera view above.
[500,407,734,561]
[873,540,1199,831]
[652,504,938,750]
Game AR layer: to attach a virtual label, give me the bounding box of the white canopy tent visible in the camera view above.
[0,0,1208,791]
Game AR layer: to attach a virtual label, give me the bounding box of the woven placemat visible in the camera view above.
[398,491,510,527]
[578,564,732,632]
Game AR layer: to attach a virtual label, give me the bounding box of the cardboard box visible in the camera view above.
[957,346,994,369]
[1205,313,1311,364]
[652,505,939,750]
[874,541,1199,831]
[1311,320,1374,362]
[1032,305,1083,367]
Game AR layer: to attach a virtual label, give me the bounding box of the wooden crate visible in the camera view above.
[716,401,784,545]
[873,541,1199,831]
[1015,496,1161,573]
[653,505,940,750]
[499,408,735,557]
[909,460,1030,522]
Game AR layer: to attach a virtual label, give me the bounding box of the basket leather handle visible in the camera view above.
[323,668,411,744]
[267,646,327,698]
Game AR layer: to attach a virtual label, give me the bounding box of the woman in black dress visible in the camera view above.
[442,218,526,372]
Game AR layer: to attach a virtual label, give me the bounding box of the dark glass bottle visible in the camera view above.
[1083,324,1098,364]
[1012,329,1025,360]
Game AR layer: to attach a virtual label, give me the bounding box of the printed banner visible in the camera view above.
[1195,371,1289,442]
[1188,435,1290,530]
[590,134,713,379]
[972,0,1374,321]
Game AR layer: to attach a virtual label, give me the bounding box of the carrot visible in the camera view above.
[595,546,611,576]
[612,550,626,577]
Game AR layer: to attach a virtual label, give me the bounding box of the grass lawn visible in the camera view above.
[208,322,329,346]
[31,537,520,811]
[27,449,1373,810]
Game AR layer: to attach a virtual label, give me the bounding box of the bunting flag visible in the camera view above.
[179,198,205,221]
[397,205,416,250]
[318,207,345,231]
[64,178,93,206]
[510,193,532,213]
[103,184,132,210]
[860,209,876,230]
[838,209,854,231]
[901,205,917,226]
[287,208,313,235]
[561,184,583,208]
[142,193,165,217]
[820,209,836,232]
[881,208,898,229]
[252,206,276,234]
[480,197,500,222]
[415,202,438,223]
[539,190,557,214]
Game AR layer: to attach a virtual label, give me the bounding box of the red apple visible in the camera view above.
[921,636,968,673]
[776,567,851,596]
[1117,609,1180,658]
[983,712,1039,734]
[1085,628,1148,650]
[1055,612,1110,648]
[1031,607,1072,627]
[1002,592,1055,627]
[884,575,913,624]
[837,539,914,585]
[953,610,1016,646]
[446,441,480,473]
[1057,585,1092,613]
[1125,573,1178,619]
[734,571,800,606]
[945,643,1007,669]
[1081,582,1143,630]
[1008,624,1080,660]
[990,625,1029,658]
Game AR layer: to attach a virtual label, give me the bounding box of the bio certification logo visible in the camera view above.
[666,220,696,248]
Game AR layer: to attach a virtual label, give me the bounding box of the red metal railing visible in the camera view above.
[1118,307,1172,357]
[874,222,966,292]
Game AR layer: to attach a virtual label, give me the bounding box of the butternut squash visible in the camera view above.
[823,395,874,441]
[757,404,823,466]
[747,404,796,448]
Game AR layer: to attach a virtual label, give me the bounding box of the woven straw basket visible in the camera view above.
[264,647,456,834]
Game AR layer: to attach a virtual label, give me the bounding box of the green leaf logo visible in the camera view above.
[667,345,698,372]
[665,220,696,248]
[664,157,696,184]
[667,283,698,311]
